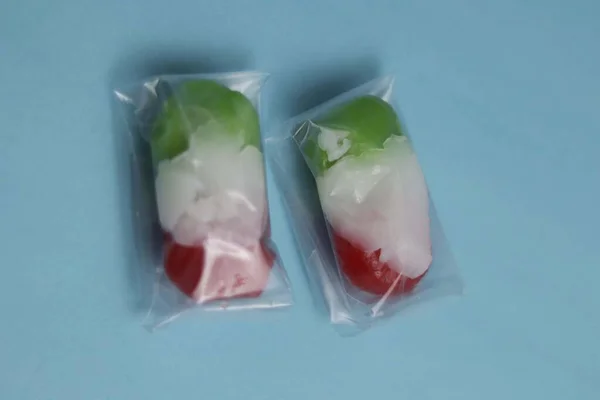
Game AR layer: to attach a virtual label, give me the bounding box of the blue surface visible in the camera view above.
[1,0,599,399]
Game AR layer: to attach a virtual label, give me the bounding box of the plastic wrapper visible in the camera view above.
[267,76,462,333]
[114,72,292,327]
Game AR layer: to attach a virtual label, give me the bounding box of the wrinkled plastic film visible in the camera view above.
[114,72,292,328]
[267,76,461,333]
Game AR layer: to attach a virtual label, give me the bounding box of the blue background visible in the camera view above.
[1,1,599,399]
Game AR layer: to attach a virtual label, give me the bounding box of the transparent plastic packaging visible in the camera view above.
[267,76,462,334]
[114,72,292,328]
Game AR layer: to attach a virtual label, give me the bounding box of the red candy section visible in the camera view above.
[164,236,274,303]
[331,230,426,296]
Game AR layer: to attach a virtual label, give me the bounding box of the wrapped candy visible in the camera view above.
[115,72,292,327]
[268,76,461,333]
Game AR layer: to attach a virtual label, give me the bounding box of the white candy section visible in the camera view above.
[317,135,432,278]
[155,135,267,247]
[318,127,351,162]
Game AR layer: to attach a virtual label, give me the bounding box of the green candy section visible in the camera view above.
[300,95,404,174]
[150,80,261,164]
